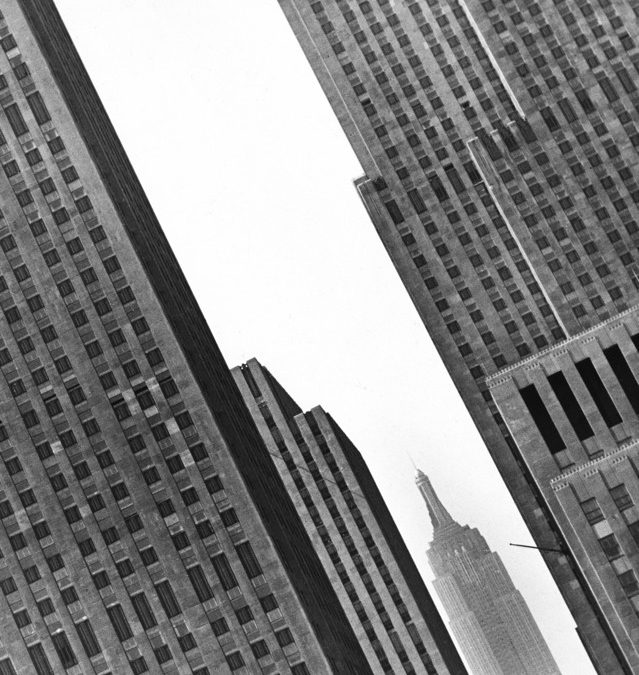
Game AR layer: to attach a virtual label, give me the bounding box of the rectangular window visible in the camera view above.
[519,384,566,453]
[26,92,51,125]
[155,580,181,618]
[211,553,238,591]
[603,345,639,415]
[75,619,101,658]
[581,497,604,524]
[107,604,133,642]
[547,371,594,440]
[187,565,213,602]
[0,657,16,675]
[28,644,53,675]
[235,541,263,579]
[131,592,157,630]
[4,104,27,136]
[575,358,622,427]
[610,484,633,511]
[51,632,77,669]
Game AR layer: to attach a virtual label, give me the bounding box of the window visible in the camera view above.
[236,542,262,579]
[547,372,593,440]
[93,570,110,589]
[181,487,199,506]
[78,538,95,557]
[575,359,622,427]
[28,644,54,675]
[13,609,31,628]
[102,527,120,546]
[519,384,566,454]
[146,347,163,366]
[211,617,229,636]
[154,645,172,665]
[128,434,146,454]
[187,565,213,602]
[0,235,17,254]
[157,499,175,518]
[26,93,50,124]
[581,497,604,525]
[116,559,134,578]
[604,345,639,415]
[275,628,294,647]
[4,104,27,136]
[111,482,129,501]
[75,196,92,213]
[251,640,270,659]
[159,375,178,397]
[134,385,154,409]
[618,569,639,596]
[97,450,114,468]
[211,553,238,591]
[131,592,157,630]
[61,586,78,605]
[599,534,621,560]
[143,467,160,485]
[611,484,633,511]
[24,566,40,584]
[130,656,148,674]
[107,604,133,641]
[46,553,64,572]
[151,423,169,441]
[225,652,245,671]
[178,633,197,653]
[190,443,208,462]
[205,475,224,494]
[172,531,190,550]
[0,577,16,595]
[76,619,101,658]
[0,658,15,675]
[220,508,239,528]
[155,580,181,618]
[68,384,86,406]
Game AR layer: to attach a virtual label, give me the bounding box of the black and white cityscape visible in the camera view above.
[0,1,638,673]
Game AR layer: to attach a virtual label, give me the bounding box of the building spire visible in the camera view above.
[415,470,455,532]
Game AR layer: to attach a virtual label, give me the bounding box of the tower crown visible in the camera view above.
[415,470,456,532]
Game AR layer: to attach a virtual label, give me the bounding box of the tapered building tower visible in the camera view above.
[279,0,639,672]
[233,358,466,675]
[0,2,374,674]
[417,470,559,675]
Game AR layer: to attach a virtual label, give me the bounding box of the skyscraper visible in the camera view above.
[417,470,559,675]
[233,358,466,675]
[0,2,374,673]
[278,0,639,672]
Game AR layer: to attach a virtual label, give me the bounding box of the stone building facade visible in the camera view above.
[233,358,466,675]
[0,2,373,674]
[278,0,639,671]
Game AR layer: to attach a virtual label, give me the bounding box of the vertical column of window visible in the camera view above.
[546,371,594,440]
[603,345,639,415]
[575,358,622,427]
[519,384,566,453]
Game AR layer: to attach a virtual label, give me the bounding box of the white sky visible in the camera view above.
[55,2,595,673]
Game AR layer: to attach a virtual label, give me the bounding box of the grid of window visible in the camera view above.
[0,13,325,675]
[236,362,443,675]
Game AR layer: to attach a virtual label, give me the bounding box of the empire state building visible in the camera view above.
[416,470,559,675]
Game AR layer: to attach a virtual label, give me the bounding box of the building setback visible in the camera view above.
[277,0,639,672]
[233,358,467,675]
[0,2,374,674]
[416,470,559,675]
